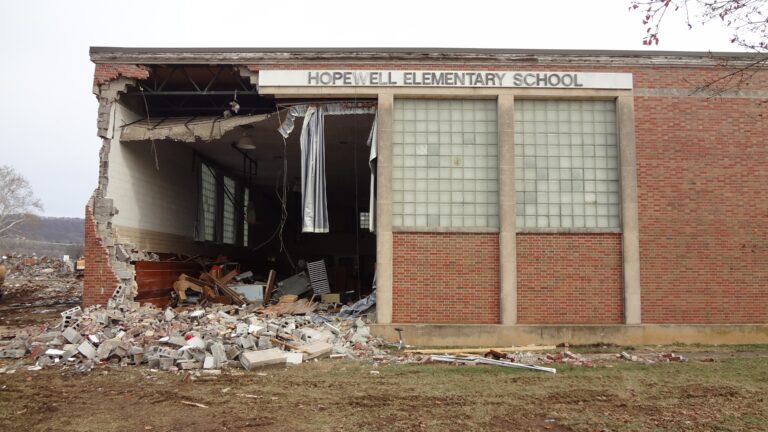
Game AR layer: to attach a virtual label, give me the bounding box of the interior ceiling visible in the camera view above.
[124,65,276,117]
[184,113,376,190]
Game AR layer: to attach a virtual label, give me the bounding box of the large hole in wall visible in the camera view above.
[110,100,377,308]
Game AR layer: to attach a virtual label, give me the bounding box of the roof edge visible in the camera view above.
[89,46,766,67]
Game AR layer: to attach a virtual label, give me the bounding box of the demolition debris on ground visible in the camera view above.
[0,254,691,375]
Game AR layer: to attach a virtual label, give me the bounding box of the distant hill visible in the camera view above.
[14,216,84,244]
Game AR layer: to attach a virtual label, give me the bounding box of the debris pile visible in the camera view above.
[0,253,82,312]
[0,301,386,373]
[2,254,75,279]
[543,351,595,367]
[618,351,687,363]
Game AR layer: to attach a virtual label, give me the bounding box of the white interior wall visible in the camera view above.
[107,102,198,238]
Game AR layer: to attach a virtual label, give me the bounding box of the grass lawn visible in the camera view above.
[1,353,766,431]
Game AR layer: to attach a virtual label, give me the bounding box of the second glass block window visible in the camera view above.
[514,100,621,229]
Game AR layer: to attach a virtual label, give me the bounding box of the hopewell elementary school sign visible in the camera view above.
[259,70,633,89]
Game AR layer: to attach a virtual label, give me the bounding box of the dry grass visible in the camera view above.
[0,354,766,432]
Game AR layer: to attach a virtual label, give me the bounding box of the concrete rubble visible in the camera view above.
[0,301,389,373]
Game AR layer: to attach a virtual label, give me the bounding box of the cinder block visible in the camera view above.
[211,343,227,366]
[203,355,215,369]
[77,341,97,360]
[62,327,82,344]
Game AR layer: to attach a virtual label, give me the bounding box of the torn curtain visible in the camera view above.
[278,102,377,234]
[299,106,329,233]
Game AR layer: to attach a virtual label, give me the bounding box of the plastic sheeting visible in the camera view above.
[278,102,377,233]
[299,106,329,233]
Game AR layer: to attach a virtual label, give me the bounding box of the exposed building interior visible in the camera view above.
[108,65,377,305]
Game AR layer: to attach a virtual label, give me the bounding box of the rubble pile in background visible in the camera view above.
[0,301,388,373]
[0,254,82,309]
[2,254,75,279]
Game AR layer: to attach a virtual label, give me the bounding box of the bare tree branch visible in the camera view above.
[631,0,768,92]
[631,0,767,51]
[0,165,43,239]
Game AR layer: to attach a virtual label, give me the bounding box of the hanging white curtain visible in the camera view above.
[278,102,377,234]
[299,106,329,233]
[366,112,378,233]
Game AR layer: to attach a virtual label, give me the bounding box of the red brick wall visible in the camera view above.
[93,64,149,86]
[636,96,768,323]
[82,204,120,307]
[392,233,499,324]
[89,59,768,325]
[517,233,623,324]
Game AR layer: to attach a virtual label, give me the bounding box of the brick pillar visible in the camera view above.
[82,201,119,306]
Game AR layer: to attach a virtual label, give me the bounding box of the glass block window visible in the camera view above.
[359,212,370,230]
[392,99,499,228]
[242,187,250,247]
[222,176,236,244]
[514,100,620,229]
[201,163,217,241]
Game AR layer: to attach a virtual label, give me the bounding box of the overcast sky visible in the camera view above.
[0,0,739,217]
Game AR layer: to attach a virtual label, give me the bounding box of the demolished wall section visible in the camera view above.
[93,64,149,88]
[83,74,145,307]
[83,197,120,306]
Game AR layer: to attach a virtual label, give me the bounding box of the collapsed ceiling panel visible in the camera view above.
[120,113,276,143]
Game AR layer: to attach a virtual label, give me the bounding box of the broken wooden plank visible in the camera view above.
[218,269,239,285]
[259,298,316,316]
[263,270,277,307]
[200,272,247,306]
[269,337,302,352]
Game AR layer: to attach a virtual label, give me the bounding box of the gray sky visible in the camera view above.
[0,0,738,217]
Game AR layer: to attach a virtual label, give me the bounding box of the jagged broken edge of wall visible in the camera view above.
[87,65,264,308]
[89,66,149,308]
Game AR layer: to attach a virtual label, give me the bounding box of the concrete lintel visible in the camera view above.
[259,86,633,99]
[517,228,622,234]
[375,93,394,325]
[371,324,768,347]
[392,227,499,234]
[617,96,642,325]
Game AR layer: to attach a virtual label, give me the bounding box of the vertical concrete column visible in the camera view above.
[498,95,517,325]
[376,93,394,324]
[617,95,642,324]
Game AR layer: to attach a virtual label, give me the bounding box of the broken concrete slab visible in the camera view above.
[300,341,333,360]
[285,352,304,365]
[240,348,286,370]
[96,340,118,360]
